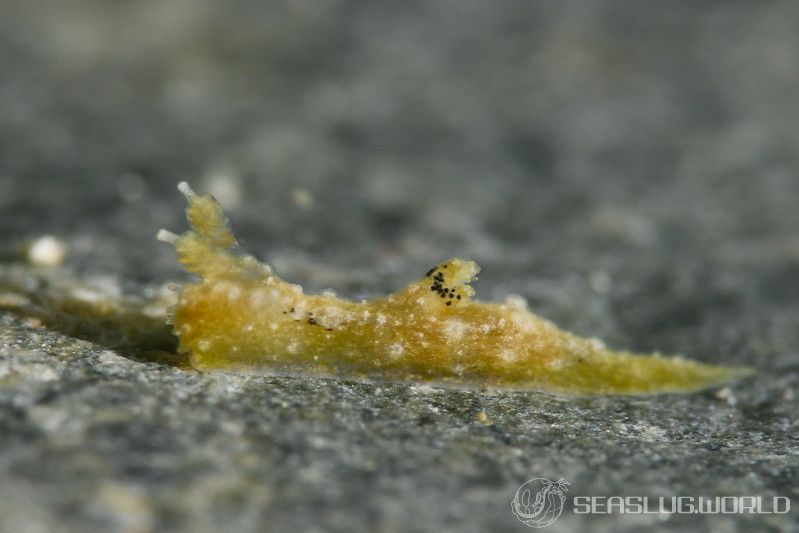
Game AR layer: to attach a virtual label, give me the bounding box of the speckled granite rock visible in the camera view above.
[1,2,798,532]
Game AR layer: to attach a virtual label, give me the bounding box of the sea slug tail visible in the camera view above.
[555,348,753,395]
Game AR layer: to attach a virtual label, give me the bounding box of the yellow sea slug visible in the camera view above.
[158,183,749,395]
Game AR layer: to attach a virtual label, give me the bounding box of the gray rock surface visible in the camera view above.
[1,2,797,532]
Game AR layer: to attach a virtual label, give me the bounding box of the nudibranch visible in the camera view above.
[158,183,749,395]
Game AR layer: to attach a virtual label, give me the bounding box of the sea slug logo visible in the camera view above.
[511,478,570,528]
[509,477,790,526]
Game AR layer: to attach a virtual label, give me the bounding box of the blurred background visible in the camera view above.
[4,1,799,346]
[4,0,799,354]
[1,2,798,531]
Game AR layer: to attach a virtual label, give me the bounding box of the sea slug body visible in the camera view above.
[158,183,749,395]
